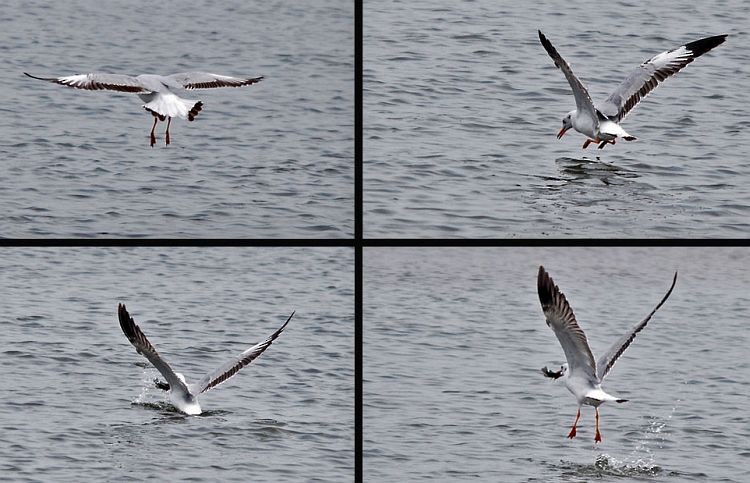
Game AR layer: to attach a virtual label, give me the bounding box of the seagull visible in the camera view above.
[538,31,727,149]
[24,72,263,146]
[537,266,677,442]
[118,303,293,415]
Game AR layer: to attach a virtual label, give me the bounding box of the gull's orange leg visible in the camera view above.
[594,408,602,443]
[149,117,158,147]
[582,139,596,149]
[568,408,581,439]
[165,117,171,146]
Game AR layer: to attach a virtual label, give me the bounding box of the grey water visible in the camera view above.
[364,247,750,481]
[365,0,750,237]
[0,247,353,482]
[0,0,353,237]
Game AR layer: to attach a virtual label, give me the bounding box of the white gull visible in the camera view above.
[118,303,293,415]
[24,72,263,146]
[537,266,677,442]
[538,31,727,149]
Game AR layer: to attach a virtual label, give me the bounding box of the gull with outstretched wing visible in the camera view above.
[24,72,263,146]
[118,303,292,415]
[537,266,677,442]
[538,31,726,149]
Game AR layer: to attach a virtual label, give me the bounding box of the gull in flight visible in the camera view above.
[118,303,293,415]
[537,266,677,442]
[24,71,263,146]
[538,31,727,149]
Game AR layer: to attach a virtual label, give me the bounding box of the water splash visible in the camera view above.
[593,453,661,477]
[625,400,680,467]
[559,401,680,478]
[593,400,680,477]
[133,369,167,405]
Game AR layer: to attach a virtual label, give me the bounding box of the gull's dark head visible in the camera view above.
[153,379,170,391]
[541,364,567,380]
[558,112,574,139]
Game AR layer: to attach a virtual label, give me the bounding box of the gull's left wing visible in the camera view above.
[24,72,149,93]
[118,304,191,397]
[193,311,294,394]
[538,30,600,132]
[538,266,598,382]
[166,72,264,90]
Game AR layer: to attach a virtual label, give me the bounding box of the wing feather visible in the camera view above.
[166,72,263,90]
[117,304,190,395]
[194,311,293,394]
[538,31,599,130]
[596,271,677,380]
[537,266,597,380]
[597,35,727,122]
[25,72,148,93]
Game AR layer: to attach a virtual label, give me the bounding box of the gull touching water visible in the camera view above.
[118,303,293,415]
[538,31,727,149]
[537,266,677,442]
[24,71,263,146]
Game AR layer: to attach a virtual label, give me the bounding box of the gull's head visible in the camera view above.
[557,111,574,139]
[541,363,568,380]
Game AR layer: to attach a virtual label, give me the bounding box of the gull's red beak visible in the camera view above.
[557,126,569,139]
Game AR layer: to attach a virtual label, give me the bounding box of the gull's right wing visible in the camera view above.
[596,271,678,381]
[166,72,263,90]
[597,35,727,122]
[193,311,294,395]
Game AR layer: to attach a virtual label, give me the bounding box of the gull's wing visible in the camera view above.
[118,304,190,396]
[538,30,599,129]
[193,311,294,395]
[24,72,149,93]
[597,35,727,122]
[538,266,597,380]
[596,271,677,381]
[166,72,263,90]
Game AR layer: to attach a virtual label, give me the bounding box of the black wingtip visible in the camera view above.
[282,310,295,329]
[537,266,554,307]
[685,34,727,58]
[118,303,135,340]
[271,311,295,338]
[153,379,170,391]
[538,30,550,47]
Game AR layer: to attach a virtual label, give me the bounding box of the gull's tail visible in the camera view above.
[142,92,202,121]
